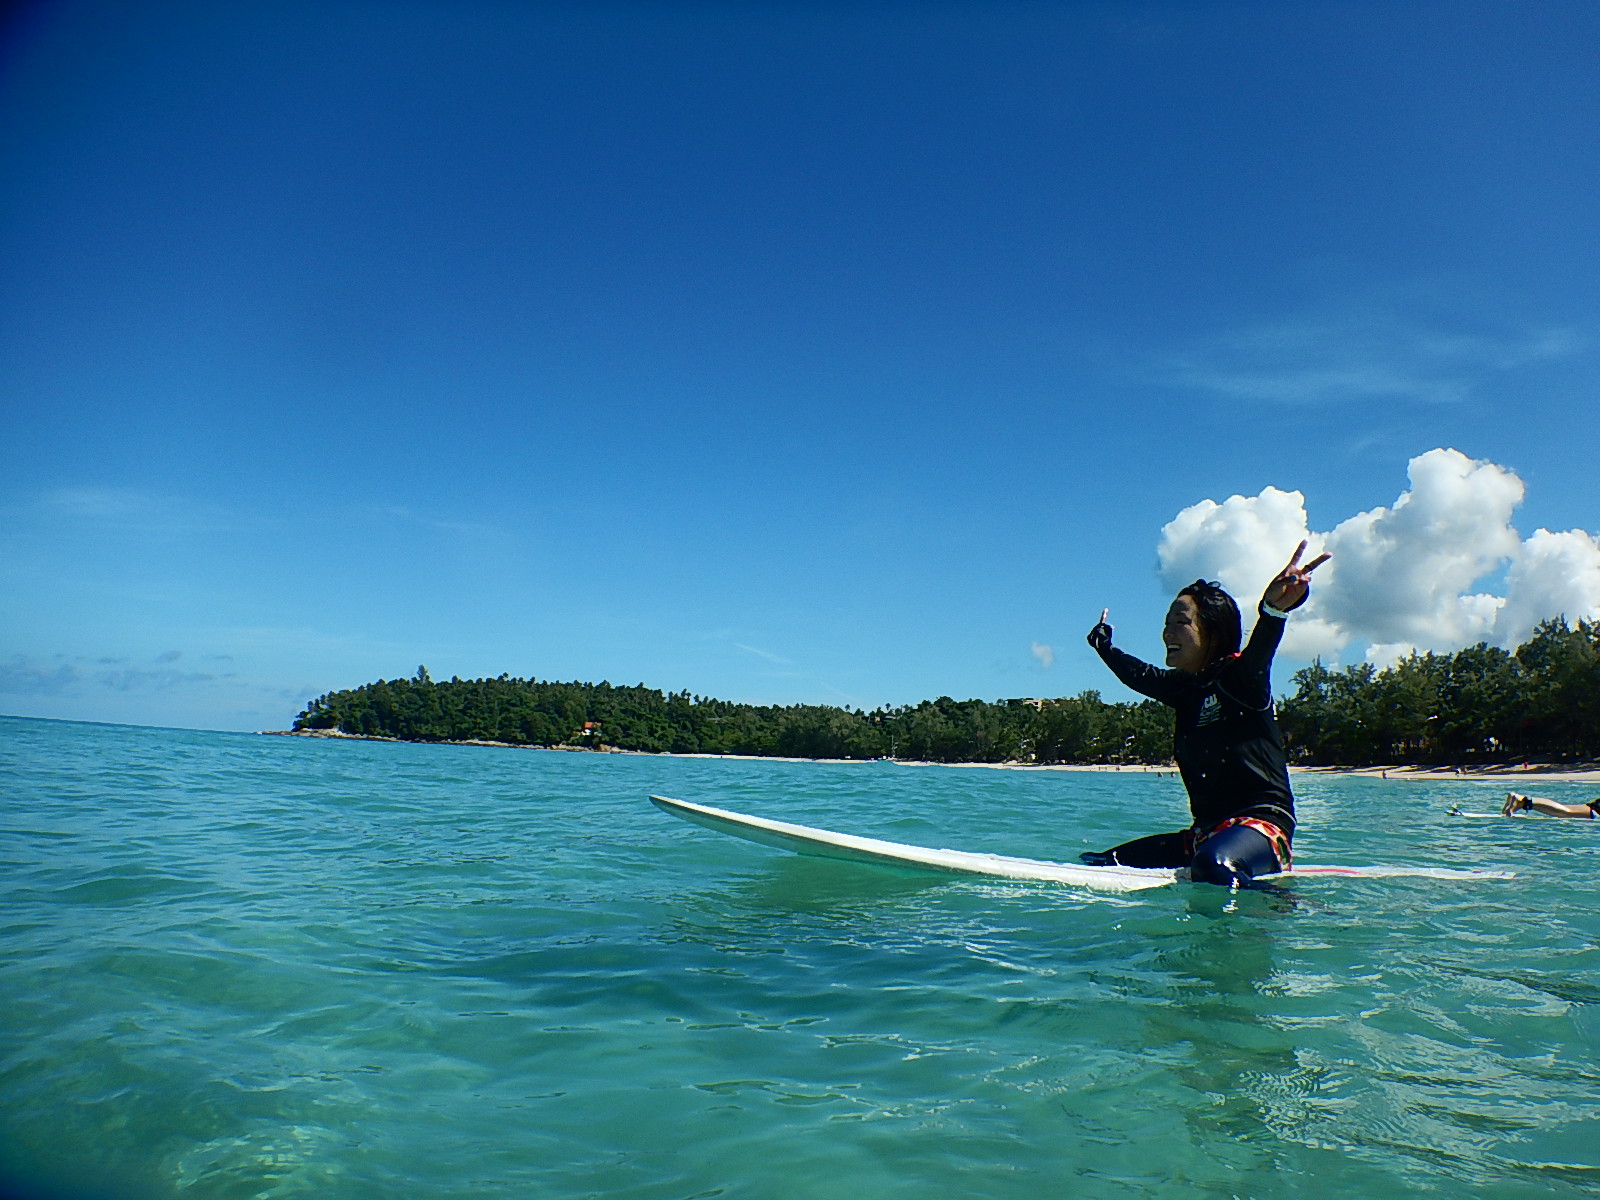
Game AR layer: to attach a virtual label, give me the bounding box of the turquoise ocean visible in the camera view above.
[3,713,1598,1199]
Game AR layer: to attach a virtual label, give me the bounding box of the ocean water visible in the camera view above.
[2,715,1598,1200]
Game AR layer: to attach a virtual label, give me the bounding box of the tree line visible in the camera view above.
[292,667,1170,764]
[1277,618,1600,765]
[292,618,1600,765]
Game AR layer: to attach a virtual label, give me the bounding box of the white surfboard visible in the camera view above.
[649,795,1514,893]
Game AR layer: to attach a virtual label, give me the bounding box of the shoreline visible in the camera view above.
[259,730,1600,782]
[1295,762,1600,783]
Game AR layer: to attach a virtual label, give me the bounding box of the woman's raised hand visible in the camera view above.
[1262,541,1330,612]
[1087,608,1113,651]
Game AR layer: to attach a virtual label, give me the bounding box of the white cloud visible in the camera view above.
[1167,311,1584,407]
[1031,642,1055,669]
[734,642,792,665]
[1158,486,1315,603]
[41,487,167,520]
[1314,449,1522,650]
[367,505,500,537]
[38,487,232,533]
[1495,527,1600,647]
[1156,448,1600,662]
[97,666,221,692]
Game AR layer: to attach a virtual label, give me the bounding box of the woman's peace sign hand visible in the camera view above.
[1262,541,1330,612]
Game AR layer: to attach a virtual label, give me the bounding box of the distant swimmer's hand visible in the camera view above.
[1087,608,1113,651]
[1262,540,1330,612]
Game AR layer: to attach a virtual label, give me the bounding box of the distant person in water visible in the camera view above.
[1501,792,1600,819]
[1082,542,1329,888]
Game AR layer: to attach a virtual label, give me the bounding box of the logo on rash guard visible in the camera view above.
[1197,693,1222,726]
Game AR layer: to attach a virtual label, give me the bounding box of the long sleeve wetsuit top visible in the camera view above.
[1093,608,1295,834]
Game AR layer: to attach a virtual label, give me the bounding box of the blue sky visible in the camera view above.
[3,0,1599,732]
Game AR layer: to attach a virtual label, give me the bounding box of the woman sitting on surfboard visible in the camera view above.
[1081,542,1329,887]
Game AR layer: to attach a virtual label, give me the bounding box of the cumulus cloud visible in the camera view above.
[1496,528,1600,646]
[1158,485,1317,606]
[1157,448,1600,662]
[1031,642,1055,669]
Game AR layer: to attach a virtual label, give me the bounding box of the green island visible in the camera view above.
[292,618,1600,767]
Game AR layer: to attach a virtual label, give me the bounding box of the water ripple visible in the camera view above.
[2,717,1597,1198]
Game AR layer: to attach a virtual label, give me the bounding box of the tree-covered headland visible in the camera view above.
[293,668,1172,763]
[1276,618,1600,765]
[293,619,1600,766]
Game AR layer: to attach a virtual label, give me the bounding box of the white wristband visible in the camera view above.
[1261,602,1292,619]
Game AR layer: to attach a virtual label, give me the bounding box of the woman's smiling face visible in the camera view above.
[1163,595,1209,673]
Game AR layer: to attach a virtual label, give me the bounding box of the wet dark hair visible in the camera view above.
[1177,579,1241,664]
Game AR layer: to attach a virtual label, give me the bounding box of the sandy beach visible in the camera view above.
[1295,762,1600,783]
[265,730,1600,783]
[898,760,1600,783]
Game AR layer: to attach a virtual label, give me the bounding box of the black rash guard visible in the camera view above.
[1093,608,1296,835]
